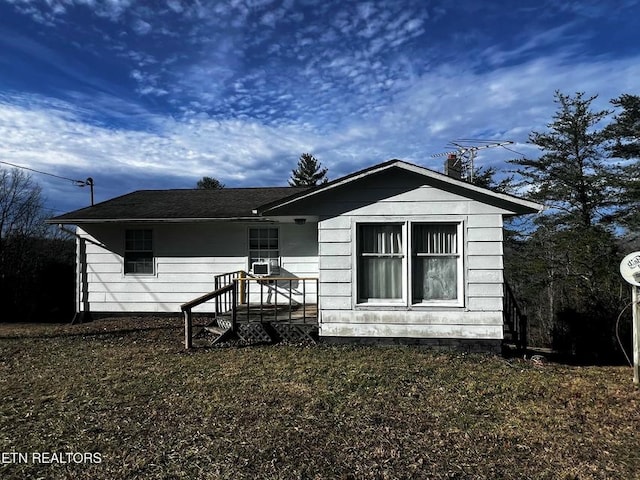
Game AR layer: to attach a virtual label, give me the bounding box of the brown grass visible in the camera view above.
[0,317,639,479]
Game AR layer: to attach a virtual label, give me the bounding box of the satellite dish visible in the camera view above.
[620,251,640,287]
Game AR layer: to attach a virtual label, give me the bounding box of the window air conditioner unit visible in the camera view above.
[251,261,271,277]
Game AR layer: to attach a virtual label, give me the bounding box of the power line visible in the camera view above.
[0,160,85,185]
[0,160,95,205]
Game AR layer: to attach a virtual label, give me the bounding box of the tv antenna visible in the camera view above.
[432,139,514,182]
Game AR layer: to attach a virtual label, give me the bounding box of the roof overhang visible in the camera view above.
[45,216,275,225]
[255,160,543,215]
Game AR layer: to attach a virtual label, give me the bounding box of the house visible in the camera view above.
[49,160,542,351]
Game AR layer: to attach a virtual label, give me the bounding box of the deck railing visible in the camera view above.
[181,283,236,349]
[182,272,319,349]
[237,276,319,324]
[213,270,245,314]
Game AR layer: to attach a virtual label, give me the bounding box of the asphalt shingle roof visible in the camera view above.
[50,187,312,223]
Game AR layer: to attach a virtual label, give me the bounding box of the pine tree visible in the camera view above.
[288,153,328,186]
[604,94,640,233]
[511,91,615,229]
[506,92,624,360]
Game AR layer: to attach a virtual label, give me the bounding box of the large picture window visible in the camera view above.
[249,227,280,272]
[358,224,403,301]
[124,229,154,274]
[356,221,463,306]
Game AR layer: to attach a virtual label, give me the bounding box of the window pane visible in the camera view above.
[126,230,152,251]
[124,252,154,274]
[248,227,279,272]
[359,257,402,299]
[360,224,402,254]
[358,224,403,300]
[414,224,457,254]
[413,257,457,301]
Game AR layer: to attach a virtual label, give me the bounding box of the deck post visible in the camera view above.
[184,309,192,349]
[239,271,246,305]
[231,280,238,333]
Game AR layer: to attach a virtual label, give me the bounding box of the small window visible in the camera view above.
[358,224,403,301]
[124,229,154,274]
[412,224,460,302]
[249,227,279,272]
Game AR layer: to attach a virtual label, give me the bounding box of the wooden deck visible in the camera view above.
[182,272,319,348]
[220,303,318,325]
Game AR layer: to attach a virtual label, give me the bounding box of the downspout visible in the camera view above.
[58,225,92,324]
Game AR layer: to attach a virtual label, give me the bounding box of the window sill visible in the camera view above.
[410,302,464,309]
[355,302,465,310]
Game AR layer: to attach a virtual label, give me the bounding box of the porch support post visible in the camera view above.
[184,308,193,349]
[231,280,238,333]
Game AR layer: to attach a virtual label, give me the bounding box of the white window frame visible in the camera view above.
[124,228,155,276]
[248,226,280,273]
[354,220,464,308]
[355,222,407,305]
[410,222,464,307]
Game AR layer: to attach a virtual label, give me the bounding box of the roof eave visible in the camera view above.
[256,160,544,215]
[46,216,271,225]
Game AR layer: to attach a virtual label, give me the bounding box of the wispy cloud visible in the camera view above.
[1,0,639,214]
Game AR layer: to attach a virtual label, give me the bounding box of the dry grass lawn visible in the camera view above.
[0,317,639,479]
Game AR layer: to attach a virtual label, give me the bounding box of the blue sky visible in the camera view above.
[1,0,639,214]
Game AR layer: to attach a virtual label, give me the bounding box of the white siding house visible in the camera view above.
[50,160,542,350]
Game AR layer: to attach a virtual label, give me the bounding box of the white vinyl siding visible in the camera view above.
[315,169,510,340]
[75,222,318,314]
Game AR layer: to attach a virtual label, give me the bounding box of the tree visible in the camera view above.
[0,168,45,241]
[511,91,615,229]
[604,94,640,234]
[505,92,627,361]
[0,168,75,322]
[288,153,328,186]
[196,176,225,189]
[606,94,640,159]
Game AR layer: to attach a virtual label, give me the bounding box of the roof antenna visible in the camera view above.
[433,140,514,182]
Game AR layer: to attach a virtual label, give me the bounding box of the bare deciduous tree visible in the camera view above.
[0,168,45,241]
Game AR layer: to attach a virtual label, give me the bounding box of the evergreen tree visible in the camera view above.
[511,91,615,229]
[506,92,626,360]
[606,94,640,159]
[196,176,225,189]
[604,94,640,234]
[288,153,328,186]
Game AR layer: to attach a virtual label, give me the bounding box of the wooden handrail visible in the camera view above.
[181,284,233,312]
[182,283,235,349]
[236,276,318,282]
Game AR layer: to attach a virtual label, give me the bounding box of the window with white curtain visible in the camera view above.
[412,224,460,302]
[356,221,463,306]
[357,224,403,301]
